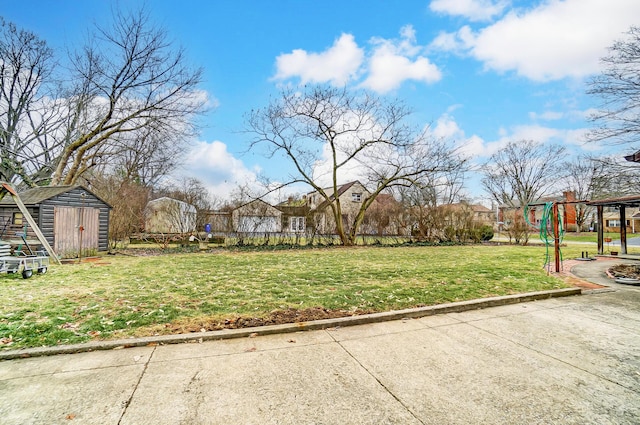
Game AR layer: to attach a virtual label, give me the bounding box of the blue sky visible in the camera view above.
[2,0,638,203]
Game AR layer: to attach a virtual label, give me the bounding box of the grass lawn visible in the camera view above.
[561,232,620,243]
[0,245,575,350]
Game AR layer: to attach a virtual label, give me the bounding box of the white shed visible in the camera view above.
[145,197,197,233]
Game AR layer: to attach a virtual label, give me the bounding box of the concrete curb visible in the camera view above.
[0,287,581,361]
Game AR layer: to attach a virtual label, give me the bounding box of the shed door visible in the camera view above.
[54,207,100,256]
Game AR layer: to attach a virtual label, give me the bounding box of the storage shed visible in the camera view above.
[0,185,111,257]
[145,197,197,233]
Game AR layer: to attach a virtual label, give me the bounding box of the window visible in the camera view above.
[290,217,305,232]
[351,193,362,202]
[12,212,23,225]
[607,219,630,227]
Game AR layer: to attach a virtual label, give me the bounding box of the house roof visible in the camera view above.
[232,198,282,214]
[373,193,397,206]
[147,197,196,212]
[624,150,640,163]
[445,202,493,213]
[501,192,581,209]
[277,198,307,207]
[0,185,110,207]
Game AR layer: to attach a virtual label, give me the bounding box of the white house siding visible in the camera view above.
[232,200,282,233]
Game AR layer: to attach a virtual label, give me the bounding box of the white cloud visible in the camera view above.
[273,33,364,85]
[529,111,564,121]
[484,124,602,155]
[274,26,441,94]
[432,113,465,140]
[435,115,598,159]
[459,134,487,157]
[181,140,259,200]
[430,27,474,53]
[432,0,640,81]
[361,25,442,93]
[425,113,489,159]
[429,0,509,22]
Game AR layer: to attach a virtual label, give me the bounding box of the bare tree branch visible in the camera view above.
[246,84,467,245]
[587,26,640,149]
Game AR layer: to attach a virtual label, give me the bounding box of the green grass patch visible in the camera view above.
[0,245,572,350]
[561,232,620,243]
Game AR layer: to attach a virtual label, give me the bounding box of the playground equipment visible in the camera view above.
[0,182,60,278]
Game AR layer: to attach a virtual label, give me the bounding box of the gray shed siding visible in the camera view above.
[0,186,110,254]
[37,188,110,252]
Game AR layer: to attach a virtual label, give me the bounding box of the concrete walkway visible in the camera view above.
[1,258,639,424]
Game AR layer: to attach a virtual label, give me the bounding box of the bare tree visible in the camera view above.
[560,155,611,232]
[482,140,565,208]
[395,171,466,242]
[587,26,640,148]
[89,172,151,249]
[50,7,205,185]
[482,140,565,245]
[588,155,640,198]
[246,85,465,246]
[0,17,65,186]
[90,126,186,188]
[155,176,216,232]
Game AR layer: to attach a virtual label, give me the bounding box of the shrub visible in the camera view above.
[479,225,494,241]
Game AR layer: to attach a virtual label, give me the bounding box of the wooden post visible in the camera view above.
[620,205,627,255]
[1,183,61,265]
[553,202,560,273]
[597,205,604,255]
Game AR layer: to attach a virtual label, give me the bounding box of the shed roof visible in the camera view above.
[0,185,110,207]
[147,197,196,212]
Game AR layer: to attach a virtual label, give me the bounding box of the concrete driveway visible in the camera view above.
[1,261,639,424]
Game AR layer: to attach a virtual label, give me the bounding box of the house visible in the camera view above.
[0,185,111,257]
[602,206,639,233]
[442,202,496,228]
[498,191,578,229]
[145,197,196,233]
[232,199,282,233]
[276,197,310,233]
[305,181,370,234]
[304,181,402,235]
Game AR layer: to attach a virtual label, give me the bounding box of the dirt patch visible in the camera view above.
[608,264,640,279]
[165,307,376,334]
